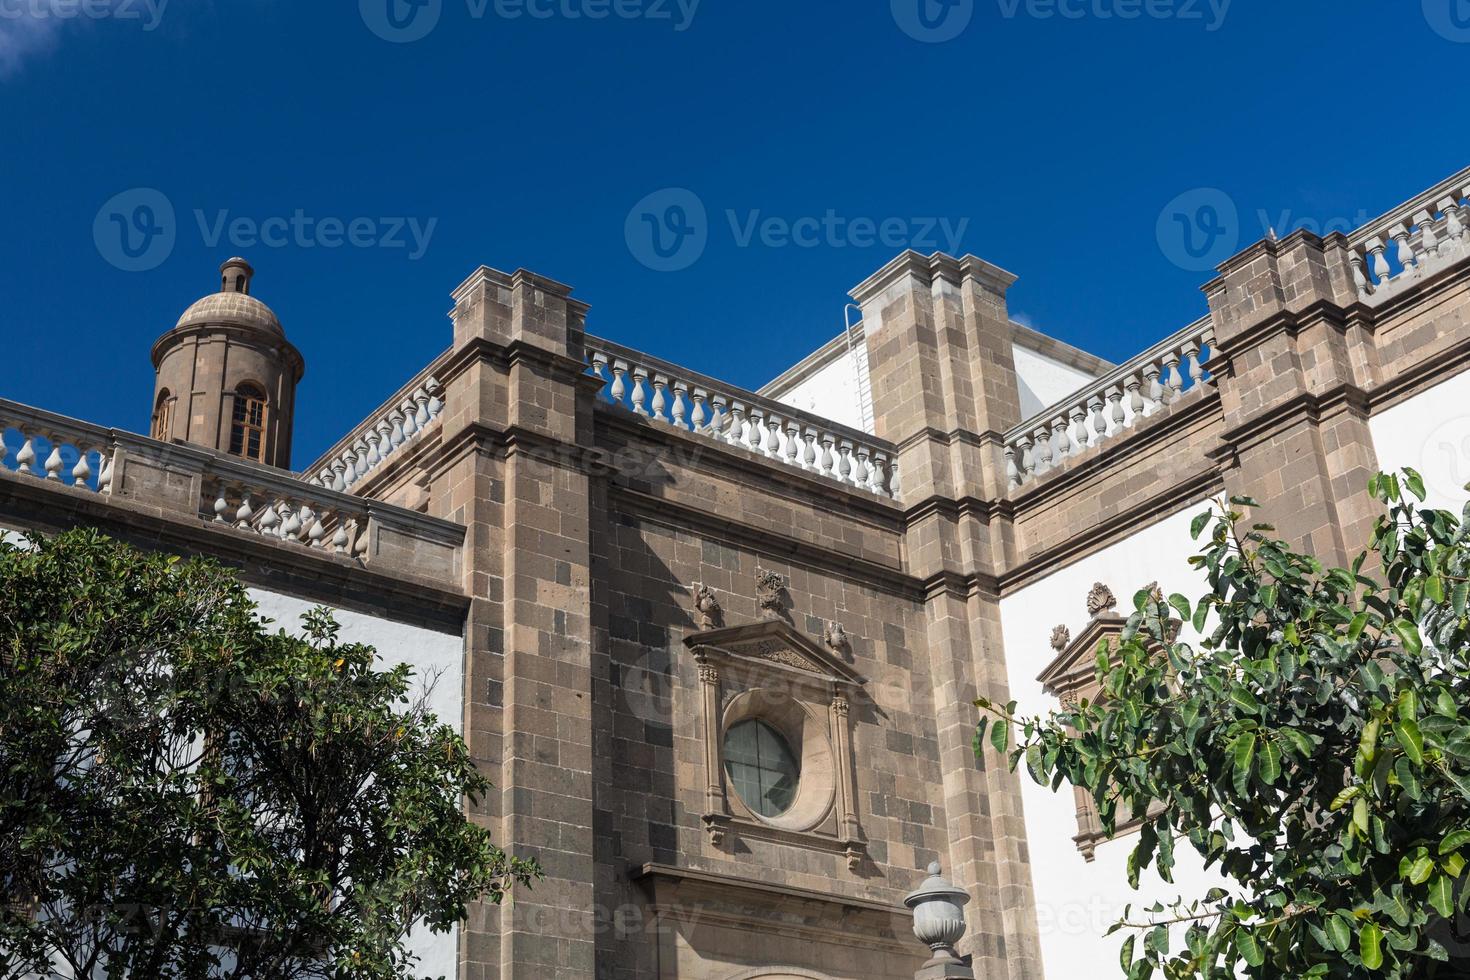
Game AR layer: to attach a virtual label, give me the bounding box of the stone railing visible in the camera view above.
[0,400,116,493]
[584,335,901,500]
[1349,165,1470,306]
[1004,316,1216,488]
[305,360,447,492]
[0,398,463,581]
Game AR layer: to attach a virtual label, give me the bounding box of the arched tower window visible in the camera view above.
[152,390,173,441]
[228,383,268,462]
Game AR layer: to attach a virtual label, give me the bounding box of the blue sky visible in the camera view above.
[2,0,1467,468]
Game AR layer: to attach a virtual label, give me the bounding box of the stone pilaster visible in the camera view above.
[851,251,1041,980]
[1204,230,1383,566]
[435,266,598,979]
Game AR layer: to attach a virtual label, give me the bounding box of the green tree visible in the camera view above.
[0,529,537,979]
[979,471,1470,978]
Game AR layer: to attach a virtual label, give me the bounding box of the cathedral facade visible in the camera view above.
[4,163,1470,979]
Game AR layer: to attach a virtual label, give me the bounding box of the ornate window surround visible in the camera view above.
[1037,583,1175,861]
[683,619,867,871]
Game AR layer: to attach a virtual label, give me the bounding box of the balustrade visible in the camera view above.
[585,336,900,500]
[1004,317,1215,489]
[307,376,445,492]
[1349,167,1470,305]
[0,404,115,494]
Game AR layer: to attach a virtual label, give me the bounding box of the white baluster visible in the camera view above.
[820,434,837,478]
[610,361,628,408]
[1184,341,1203,390]
[71,446,92,487]
[283,502,305,541]
[352,440,370,480]
[1350,251,1371,300]
[1032,426,1052,473]
[353,519,370,558]
[868,451,888,495]
[400,399,420,439]
[1415,209,1439,262]
[41,438,62,481]
[426,380,444,418]
[837,440,854,483]
[16,433,36,475]
[765,415,782,460]
[1005,445,1021,489]
[1107,386,1125,434]
[689,387,707,433]
[786,421,802,469]
[802,428,819,472]
[331,520,350,555]
[258,500,281,536]
[854,446,871,488]
[0,429,7,468]
[630,368,650,417]
[374,421,394,460]
[1143,364,1163,414]
[590,352,610,398]
[1444,195,1468,252]
[1051,417,1069,461]
[746,408,766,455]
[704,394,726,439]
[1070,408,1088,451]
[235,493,255,528]
[1367,237,1390,287]
[1391,223,1417,278]
[213,486,230,523]
[307,511,327,548]
[1163,352,1183,403]
[1016,436,1034,485]
[97,448,113,493]
[389,412,406,449]
[413,389,432,427]
[671,381,689,429]
[1090,396,1107,444]
[726,402,747,447]
[888,459,901,499]
[650,375,669,423]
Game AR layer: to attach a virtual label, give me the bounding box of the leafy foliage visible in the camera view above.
[0,529,537,979]
[978,470,1470,978]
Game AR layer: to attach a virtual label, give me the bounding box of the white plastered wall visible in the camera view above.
[767,344,872,434]
[997,504,1232,978]
[1013,344,1100,421]
[1368,370,1470,513]
[250,589,464,980]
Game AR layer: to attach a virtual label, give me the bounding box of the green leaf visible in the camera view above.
[1395,719,1424,765]
[1353,796,1370,836]
[1430,874,1455,919]
[1231,733,1257,794]
[1229,685,1262,715]
[1238,928,1265,967]
[1325,913,1352,952]
[1440,830,1470,855]
[1348,612,1369,642]
[1405,854,1435,886]
[1405,467,1427,501]
[1190,511,1211,540]
[1360,921,1383,970]
[1259,739,1282,785]
[990,716,1010,755]
[1392,619,1424,657]
[1120,933,1135,973]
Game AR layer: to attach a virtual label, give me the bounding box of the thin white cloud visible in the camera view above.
[0,0,171,77]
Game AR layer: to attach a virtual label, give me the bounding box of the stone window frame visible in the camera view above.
[1037,586,1177,861]
[683,620,866,871]
[228,382,269,462]
[152,389,174,441]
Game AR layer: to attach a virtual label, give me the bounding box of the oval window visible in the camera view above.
[723,719,801,818]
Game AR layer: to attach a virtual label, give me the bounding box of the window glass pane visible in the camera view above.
[722,719,800,818]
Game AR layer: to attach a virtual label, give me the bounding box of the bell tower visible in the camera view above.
[150,259,305,469]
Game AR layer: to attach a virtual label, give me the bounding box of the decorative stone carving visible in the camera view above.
[1049,624,1071,652]
[754,568,786,619]
[1086,582,1117,618]
[823,620,851,656]
[692,583,723,630]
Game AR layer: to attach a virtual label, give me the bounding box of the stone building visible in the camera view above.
[3,164,1470,979]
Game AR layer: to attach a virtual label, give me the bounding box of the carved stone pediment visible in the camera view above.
[1036,614,1129,704]
[684,619,866,691]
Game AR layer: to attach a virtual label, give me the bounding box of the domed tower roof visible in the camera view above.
[174,258,283,336]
